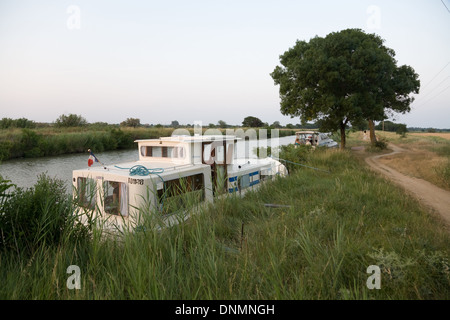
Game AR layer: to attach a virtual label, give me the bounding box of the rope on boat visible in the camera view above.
[114,165,164,177]
[118,165,164,176]
[114,165,166,212]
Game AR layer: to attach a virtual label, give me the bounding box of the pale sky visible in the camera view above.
[0,0,449,128]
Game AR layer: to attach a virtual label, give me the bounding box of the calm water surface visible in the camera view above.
[0,136,296,191]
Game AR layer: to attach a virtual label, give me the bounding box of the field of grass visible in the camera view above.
[1,145,449,300]
[371,131,450,191]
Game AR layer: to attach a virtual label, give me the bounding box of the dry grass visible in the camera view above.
[378,149,449,191]
[356,131,450,191]
[410,132,450,140]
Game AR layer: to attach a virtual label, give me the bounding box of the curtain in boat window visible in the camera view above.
[120,182,128,216]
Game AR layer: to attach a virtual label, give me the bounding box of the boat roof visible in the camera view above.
[135,135,240,144]
[73,160,205,178]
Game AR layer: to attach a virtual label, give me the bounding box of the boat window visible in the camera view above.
[167,147,174,158]
[216,145,224,163]
[152,147,163,157]
[239,174,251,189]
[157,173,205,215]
[76,177,97,210]
[236,172,260,191]
[202,144,212,164]
[103,180,128,216]
[141,146,185,159]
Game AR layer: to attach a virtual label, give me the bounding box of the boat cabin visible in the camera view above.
[72,135,287,231]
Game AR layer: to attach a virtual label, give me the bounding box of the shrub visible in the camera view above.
[0,117,35,129]
[55,114,88,128]
[374,139,388,149]
[21,129,44,158]
[278,144,311,172]
[120,118,141,128]
[367,137,388,152]
[0,141,13,161]
[110,128,133,149]
[0,176,15,212]
[0,174,89,254]
[396,124,408,137]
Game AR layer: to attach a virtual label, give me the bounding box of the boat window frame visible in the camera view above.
[76,177,97,210]
[140,145,186,160]
[102,179,129,217]
[156,173,205,215]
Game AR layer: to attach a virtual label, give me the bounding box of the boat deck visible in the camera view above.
[74,160,204,178]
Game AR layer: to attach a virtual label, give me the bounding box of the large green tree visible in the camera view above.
[271,28,420,149]
[120,118,141,128]
[55,114,87,127]
[242,116,264,128]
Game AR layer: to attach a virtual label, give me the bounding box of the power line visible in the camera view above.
[416,75,450,101]
[442,0,450,13]
[421,61,450,91]
[415,85,450,108]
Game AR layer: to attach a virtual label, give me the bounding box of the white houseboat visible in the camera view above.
[72,135,288,232]
[295,131,338,148]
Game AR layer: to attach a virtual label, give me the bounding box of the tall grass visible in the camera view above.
[0,127,297,161]
[0,174,90,255]
[0,148,449,299]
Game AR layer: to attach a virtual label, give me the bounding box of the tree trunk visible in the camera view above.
[368,119,377,146]
[340,122,346,150]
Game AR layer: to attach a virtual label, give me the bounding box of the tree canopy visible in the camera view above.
[217,120,228,128]
[55,114,87,127]
[271,28,420,149]
[242,116,264,128]
[120,118,141,128]
[0,118,36,129]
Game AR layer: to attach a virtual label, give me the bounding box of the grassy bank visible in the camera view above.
[1,146,449,299]
[0,127,175,161]
[0,127,297,161]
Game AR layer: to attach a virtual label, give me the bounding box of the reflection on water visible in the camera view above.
[0,136,295,191]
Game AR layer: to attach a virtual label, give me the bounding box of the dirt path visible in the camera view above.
[364,143,450,227]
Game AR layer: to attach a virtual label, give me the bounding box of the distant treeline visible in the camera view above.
[1,115,310,130]
[407,127,450,133]
[354,119,449,133]
[0,118,37,129]
[375,121,450,133]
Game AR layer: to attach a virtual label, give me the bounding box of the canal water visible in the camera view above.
[0,135,296,191]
